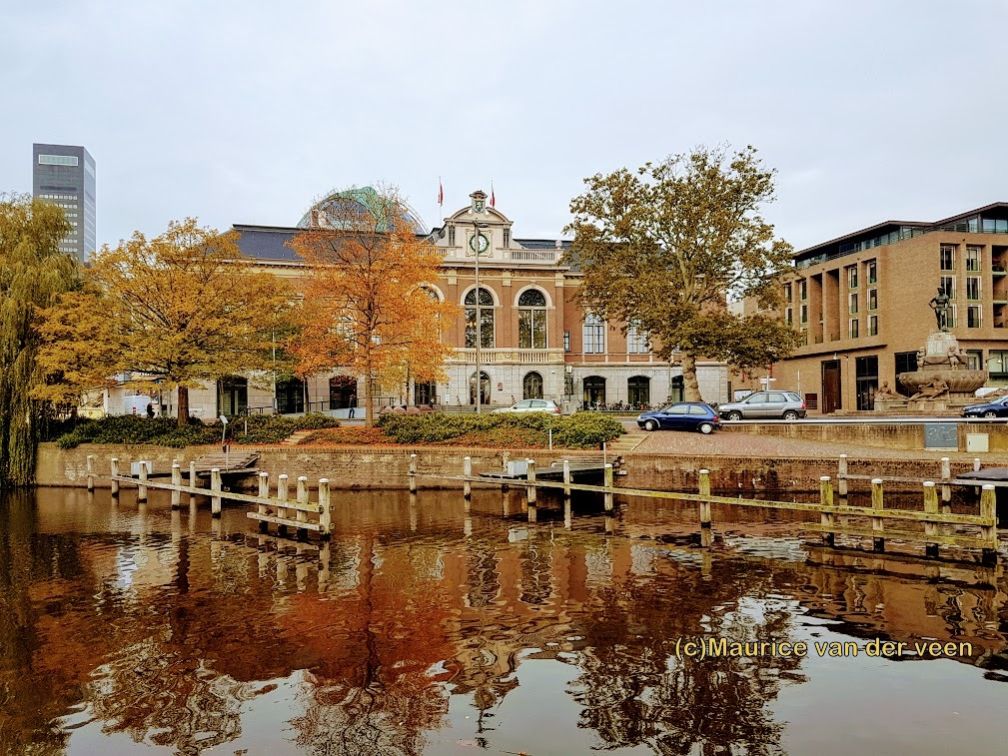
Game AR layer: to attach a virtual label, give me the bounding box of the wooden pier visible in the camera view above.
[411,453,1002,564]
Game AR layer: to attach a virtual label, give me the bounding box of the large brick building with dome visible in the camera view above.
[124,188,729,419]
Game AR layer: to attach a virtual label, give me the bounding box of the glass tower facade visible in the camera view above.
[32,143,96,261]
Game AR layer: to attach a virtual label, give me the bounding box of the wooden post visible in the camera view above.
[277,473,289,536]
[171,462,182,510]
[923,481,939,558]
[698,468,712,548]
[940,457,951,504]
[603,463,614,512]
[137,460,149,502]
[463,456,472,500]
[408,453,418,493]
[819,476,835,546]
[296,476,309,539]
[562,459,571,499]
[871,478,885,552]
[837,455,848,497]
[257,471,269,533]
[318,478,332,539]
[211,468,222,518]
[110,457,120,496]
[526,459,537,523]
[189,460,197,506]
[86,454,95,492]
[974,457,982,473]
[502,451,511,471]
[980,484,998,565]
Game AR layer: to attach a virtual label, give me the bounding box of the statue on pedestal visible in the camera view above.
[929,286,951,332]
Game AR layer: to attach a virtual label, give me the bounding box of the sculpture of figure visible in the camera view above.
[876,381,897,398]
[947,344,968,367]
[910,378,950,400]
[929,286,951,331]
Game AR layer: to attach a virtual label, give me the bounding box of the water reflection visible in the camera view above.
[0,487,1005,754]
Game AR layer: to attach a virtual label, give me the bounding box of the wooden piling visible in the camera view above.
[277,473,289,535]
[318,478,332,539]
[189,461,197,506]
[171,462,182,510]
[110,457,120,496]
[974,457,982,472]
[819,476,835,546]
[871,478,885,552]
[837,455,848,497]
[603,463,614,512]
[296,476,309,539]
[137,460,149,502]
[980,484,998,565]
[86,454,95,492]
[526,459,537,522]
[211,468,222,518]
[923,481,939,558]
[463,456,472,500]
[408,454,418,493]
[257,471,269,533]
[698,468,712,548]
[940,457,951,504]
[562,459,571,499]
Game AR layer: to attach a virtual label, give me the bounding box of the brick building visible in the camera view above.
[754,202,1008,413]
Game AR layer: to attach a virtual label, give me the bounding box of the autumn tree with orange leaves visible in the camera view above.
[288,189,455,425]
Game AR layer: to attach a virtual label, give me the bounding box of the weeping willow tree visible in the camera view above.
[0,194,80,487]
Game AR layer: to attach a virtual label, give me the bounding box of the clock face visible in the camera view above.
[469,232,489,254]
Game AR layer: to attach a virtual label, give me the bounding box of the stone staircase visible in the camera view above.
[280,430,316,447]
[606,429,648,454]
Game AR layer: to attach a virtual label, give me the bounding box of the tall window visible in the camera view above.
[800,303,808,324]
[940,275,956,300]
[866,259,877,285]
[522,371,543,399]
[583,314,605,354]
[966,350,983,371]
[967,245,982,272]
[849,292,858,314]
[849,318,859,338]
[967,305,982,328]
[940,244,956,271]
[786,307,793,325]
[628,376,650,407]
[448,225,456,246]
[517,289,547,348]
[563,330,571,352]
[868,288,878,311]
[783,283,792,302]
[799,279,808,300]
[966,276,981,301]
[868,314,878,336]
[503,228,511,247]
[627,321,648,353]
[847,265,858,289]
[464,287,495,348]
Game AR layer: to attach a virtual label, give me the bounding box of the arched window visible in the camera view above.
[523,371,543,399]
[583,376,606,409]
[464,287,495,348]
[518,289,547,349]
[469,371,491,405]
[583,314,605,354]
[628,376,650,408]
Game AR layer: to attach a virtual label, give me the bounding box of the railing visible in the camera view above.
[506,249,559,263]
[449,348,565,365]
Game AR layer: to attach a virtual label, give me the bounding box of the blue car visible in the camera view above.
[962,395,1008,418]
[637,402,721,434]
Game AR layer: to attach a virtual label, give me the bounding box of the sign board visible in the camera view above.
[924,423,958,450]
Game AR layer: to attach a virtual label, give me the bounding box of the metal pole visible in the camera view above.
[474,219,482,414]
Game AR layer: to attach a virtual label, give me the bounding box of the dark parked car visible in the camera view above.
[962,395,1008,418]
[637,402,720,434]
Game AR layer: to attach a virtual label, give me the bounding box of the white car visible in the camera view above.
[493,399,561,414]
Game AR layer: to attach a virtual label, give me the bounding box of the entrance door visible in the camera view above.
[821,360,841,414]
[583,376,606,409]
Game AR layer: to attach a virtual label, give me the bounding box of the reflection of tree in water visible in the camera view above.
[570,558,805,754]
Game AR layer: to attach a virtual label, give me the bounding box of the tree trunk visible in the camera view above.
[364,367,374,427]
[681,352,703,402]
[177,385,190,427]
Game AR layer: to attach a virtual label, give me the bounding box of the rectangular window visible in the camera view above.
[947,305,957,328]
[799,279,807,300]
[967,304,982,328]
[966,245,982,272]
[866,259,877,285]
[966,350,983,370]
[941,275,956,300]
[868,288,878,311]
[503,228,510,247]
[786,307,793,325]
[990,350,1008,378]
[563,330,570,352]
[800,303,808,323]
[626,322,648,353]
[849,292,858,314]
[849,318,859,338]
[868,314,878,336]
[940,244,956,271]
[583,316,605,354]
[448,225,456,246]
[783,283,792,302]
[966,276,981,301]
[847,265,858,289]
[38,154,79,166]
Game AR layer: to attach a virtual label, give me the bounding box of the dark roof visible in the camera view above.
[514,238,572,250]
[232,225,300,262]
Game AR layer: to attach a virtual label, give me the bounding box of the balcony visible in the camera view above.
[449,348,565,365]
[440,248,561,264]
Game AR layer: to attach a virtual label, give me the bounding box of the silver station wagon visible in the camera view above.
[717,391,807,421]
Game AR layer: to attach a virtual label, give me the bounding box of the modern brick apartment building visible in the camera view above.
[758,202,1008,413]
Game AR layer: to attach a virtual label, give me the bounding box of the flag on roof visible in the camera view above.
[437,178,444,207]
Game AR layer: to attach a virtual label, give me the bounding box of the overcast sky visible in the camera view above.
[3,1,1006,251]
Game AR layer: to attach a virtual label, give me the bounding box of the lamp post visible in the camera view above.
[469,190,489,413]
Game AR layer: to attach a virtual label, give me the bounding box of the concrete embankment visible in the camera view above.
[36,442,984,494]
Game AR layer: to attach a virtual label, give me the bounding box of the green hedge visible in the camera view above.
[56,413,339,449]
[376,411,624,448]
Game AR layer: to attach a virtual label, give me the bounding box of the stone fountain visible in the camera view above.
[876,286,987,413]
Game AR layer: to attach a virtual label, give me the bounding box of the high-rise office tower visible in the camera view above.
[32,143,96,260]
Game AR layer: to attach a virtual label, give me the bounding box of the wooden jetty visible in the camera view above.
[411,453,1002,564]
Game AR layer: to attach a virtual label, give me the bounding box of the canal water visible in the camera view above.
[1,487,1006,755]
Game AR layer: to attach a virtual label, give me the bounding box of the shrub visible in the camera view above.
[376,411,623,448]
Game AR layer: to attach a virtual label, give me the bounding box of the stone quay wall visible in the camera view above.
[724,421,1008,452]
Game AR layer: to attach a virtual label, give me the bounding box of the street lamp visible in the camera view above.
[469,190,489,412]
